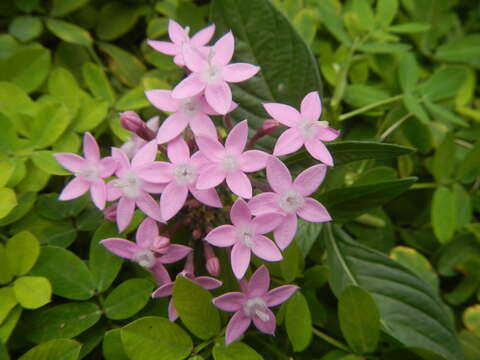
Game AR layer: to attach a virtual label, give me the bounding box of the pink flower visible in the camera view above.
[172,32,260,114]
[121,116,160,159]
[101,217,192,281]
[212,265,298,345]
[263,91,340,166]
[55,133,116,210]
[195,120,269,199]
[147,19,215,67]
[249,157,331,250]
[136,136,221,221]
[107,141,165,232]
[205,198,283,279]
[152,271,222,321]
[145,90,219,144]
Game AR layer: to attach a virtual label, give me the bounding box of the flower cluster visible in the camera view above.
[55,19,339,345]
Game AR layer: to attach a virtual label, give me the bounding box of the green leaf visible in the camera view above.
[212,341,263,360]
[147,18,168,39]
[13,276,52,309]
[388,23,431,33]
[403,92,429,124]
[0,287,17,324]
[25,302,101,343]
[352,0,374,32]
[31,246,95,300]
[82,62,116,105]
[453,183,471,230]
[325,225,463,360]
[173,276,220,340]
[31,151,70,175]
[103,329,129,360]
[431,186,456,244]
[456,140,480,182]
[463,305,480,337]
[0,192,36,226]
[316,1,351,44]
[210,0,322,149]
[424,100,469,128]
[338,285,380,354]
[376,0,398,27]
[0,114,17,154]
[104,279,153,320]
[53,131,81,153]
[294,220,322,257]
[121,316,193,360]
[74,99,109,132]
[31,103,71,149]
[418,66,468,102]
[286,291,312,352]
[281,241,301,281]
[18,339,81,360]
[460,330,480,360]
[6,231,40,276]
[50,0,90,17]
[115,87,149,110]
[35,193,87,220]
[89,222,123,293]
[96,2,143,41]
[48,67,80,117]
[0,187,16,220]
[317,177,417,221]
[9,16,43,42]
[45,19,92,47]
[432,135,456,183]
[435,34,480,69]
[343,85,390,108]
[0,160,15,186]
[398,53,418,92]
[358,43,411,54]
[0,306,22,343]
[292,9,317,45]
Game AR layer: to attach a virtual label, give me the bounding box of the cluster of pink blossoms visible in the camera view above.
[55,20,339,345]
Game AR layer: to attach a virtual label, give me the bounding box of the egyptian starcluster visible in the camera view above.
[55,20,339,345]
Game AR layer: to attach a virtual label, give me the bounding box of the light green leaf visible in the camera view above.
[460,330,480,360]
[286,291,312,352]
[463,305,480,337]
[103,329,129,360]
[316,0,351,44]
[457,140,480,182]
[293,9,317,45]
[45,19,92,47]
[388,23,431,33]
[432,186,456,244]
[453,183,472,230]
[0,306,22,343]
[48,67,80,117]
[74,99,109,132]
[53,131,81,153]
[398,53,418,92]
[352,0,374,32]
[51,0,90,17]
[82,62,116,105]
[17,160,51,192]
[147,18,168,39]
[173,276,220,340]
[0,192,36,226]
[31,103,71,149]
[96,2,143,41]
[6,230,40,276]
[0,34,21,60]
[281,241,301,281]
[403,92,429,124]
[432,134,456,183]
[121,316,193,360]
[358,42,411,54]
[115,87,149,110]
[18,339,82,360]
[31,151,70,175]
[0,287,17,324]
[31,246,95,300]
[9,16,43,42]
[418,66,469,102]
[104,279,153,320]
[0,187,17,220]
[212,341,263,360]
[0,160,15,187]
[343,84,390,108]
[376,0,398,27]
[435,34,480,69]
[13,276,52,309]
[424,100,469,128]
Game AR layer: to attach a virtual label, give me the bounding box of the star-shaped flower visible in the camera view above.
[195,120,269,199]
[212,265,298,345]
[205,198,283,279]
[172,32,260,114]
[55,132,117,210]
[263,91,339,166]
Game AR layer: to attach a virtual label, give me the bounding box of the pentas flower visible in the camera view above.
[145,90,221,144]
[101,217,192,282]
[55,132,116,210]
[205,198,283,279]
[121,116,160,159]
[212,265,298,345]
[195,120,269,199]
[107,141,164,232]
[249,157,331,250]
[263,91,339,166]
[172,32,260,114]
[148,20,215,67]
[137,136,221,221]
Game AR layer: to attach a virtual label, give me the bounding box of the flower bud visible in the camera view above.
[120,111,156,141]
[192,229,202,240]
[206,256,220,277]
[151,236,170,254]
[103,204,117,222]
[260,119,279,135]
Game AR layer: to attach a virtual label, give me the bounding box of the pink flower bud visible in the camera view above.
[151,236,170,254]
[120,111,156,141]
[260,119,279,135]
[206,256,220,277]
[103,204,117,222]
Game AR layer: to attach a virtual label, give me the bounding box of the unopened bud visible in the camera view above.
[192,229,202,240]
[260,119,279,135]
[120,111,156,141]
[103,204,117,222]
[151,236,170,254]
[206,256,220,277]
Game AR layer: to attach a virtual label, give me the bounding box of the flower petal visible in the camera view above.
[145,89,180,112]
[273,128,304,156]
[151,261,171,284]
[90,181,106,210]
[191,24,215,46]
[136,217,158,248]
[182,44,207,72]
[223,63,260,83]
[59,177,89,200]
[112,148,131,176]
[168,19,185,44]
[240,150,269,172]
[116,196,136,232]
[317,127,340,142]
[247,265,270,297]
[231,243,251,279]
[136,193,162,222]
[106,181,122,201]
[212,292,246,312]
[205,225,237,247]
[252,213,284,234]
[195,135,224,162]
[136,161,172,183]
[160,244,192,264]
[160,182,188,221]
[189,113,217,139]
[147,40,178,55]
[252,307,276,335]
[132,140,158,169]
[54,153,86,173]
[172,73,205,99]
[100,238,137,259]
[293,164,327,197]
[251,235,282,262]
[156,113,189,144]
[230,198,251,227]
[99,157,117,178]
[83,132,100,160]
[226,171,252,199]
[205,82,232,115]
[152,282,174,298]
[213,31,234,65]
[266,156,292,193]
[300,91,322,121]
[142,181,167,194]
[263,103,300,127]
[305,139,334,166]
[189,186,222,207]
[248,193,279,216]
[265,285,298,307]
[168,299,179,321]
[196,164,225,190]
[167,136,190,163]
[273,214,297,250]
[225,120,248,155]
[194,276,222,290]
[297,197,331,222]
[225,311,251,345]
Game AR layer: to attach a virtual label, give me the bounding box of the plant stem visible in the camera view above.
[339,94,404,122]
[410,182,437,190]
[379,112,412,140]
[312,328,350,352]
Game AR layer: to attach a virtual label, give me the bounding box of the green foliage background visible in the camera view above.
[0,0,479,359]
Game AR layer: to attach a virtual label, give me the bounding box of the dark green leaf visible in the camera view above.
[456,140,480,182]
[9,15,43,42]
[418,66,468,101]
[104,279,153,320]
[376,0,398,26]
[403,92,429,124]
[435,34,480,69]
[213,341,263,360]
[432,135,456,183]
[35,193,88,220]
[46,19,92,47]
[398,53,418,92]
[286,291,312,352]
[50,0,90,17]
[424,100,469,128]
[460,330,480,360]
[98,43,146,87]
[96,2,143,41]
[294,220,322,257]
[18,339,82,360]
[103,329,129,360]
[431,186,456,244]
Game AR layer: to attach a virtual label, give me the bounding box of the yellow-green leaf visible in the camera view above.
[13,276,52,309]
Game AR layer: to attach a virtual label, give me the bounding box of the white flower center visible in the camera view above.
[298,119,317,138]
[237,226,256,248]
[278,190,304,213]
[201,63,223,84]
[172,163,196,185]
[76,163,99,182]
[181,97,199,115]
[133,248,156,268]
[221,153,239,173]
[243,297,270,321]
[114,171,142,198]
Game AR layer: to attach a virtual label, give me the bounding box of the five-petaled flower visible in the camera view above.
[212,265,298,345]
